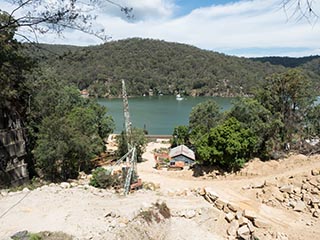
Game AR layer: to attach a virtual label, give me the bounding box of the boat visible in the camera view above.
[176,94,183,101]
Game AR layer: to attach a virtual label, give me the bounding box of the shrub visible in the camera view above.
[89,167,122,188]
[196,117,257,171]
[138,201,171,224]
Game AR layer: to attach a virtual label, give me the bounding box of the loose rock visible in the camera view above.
[237,225,251,240]
[60,182,71,189]
[225,212,234,223]
[279,184,293,193]
[294,200,306,212]
[243,209,257,220]
[227,219,239,236]
[253,218,269,229]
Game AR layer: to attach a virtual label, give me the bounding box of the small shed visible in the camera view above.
[169,145,195,165]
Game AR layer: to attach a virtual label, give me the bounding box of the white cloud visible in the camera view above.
[1,0,320,56]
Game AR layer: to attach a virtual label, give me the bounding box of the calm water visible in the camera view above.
[98,96,235,135]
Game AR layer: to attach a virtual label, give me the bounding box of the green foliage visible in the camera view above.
[0,12,32,112]
[28,233,41,240]
[171,125,190,147]
[28,70,114,181]
[89,167,122,188]
[306,104,320,137]
[24,38,287,97]
[255,69,315,145]
[116,128,147,163]
[189,99,221,140]
[229,98,282,158]
[195,117,257,171]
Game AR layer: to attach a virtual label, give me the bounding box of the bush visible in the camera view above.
[196,117,257,171]
[89,167,122,188]
[138,201,171,224]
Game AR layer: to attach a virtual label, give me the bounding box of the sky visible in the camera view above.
[1,0,320,57]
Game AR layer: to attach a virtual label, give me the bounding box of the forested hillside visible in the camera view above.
[25,38,320,97]
[251,55,320,68]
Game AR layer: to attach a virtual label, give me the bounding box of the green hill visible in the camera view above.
[25,38,319,97]
[251,55,320,68]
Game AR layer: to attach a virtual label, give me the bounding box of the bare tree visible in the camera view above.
[282,0,318,23]
[0,0,133,42]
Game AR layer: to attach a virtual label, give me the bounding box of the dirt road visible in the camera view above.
[0,141,320,239]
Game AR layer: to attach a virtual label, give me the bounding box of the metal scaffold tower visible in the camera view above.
[121,80,138,195]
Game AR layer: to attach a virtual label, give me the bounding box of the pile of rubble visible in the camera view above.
[243,168,320,219]
[198,187,274,240]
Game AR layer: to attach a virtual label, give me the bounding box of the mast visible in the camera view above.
[122,79,132,163]
[121,79,137,195]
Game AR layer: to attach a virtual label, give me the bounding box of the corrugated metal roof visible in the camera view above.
[169,145,195,161]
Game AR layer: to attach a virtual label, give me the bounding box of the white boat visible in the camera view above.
[176,94,183,101]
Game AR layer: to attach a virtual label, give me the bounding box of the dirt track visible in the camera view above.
[0,142,320,239]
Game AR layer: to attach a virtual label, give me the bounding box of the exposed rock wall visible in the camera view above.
[0,108,28,187]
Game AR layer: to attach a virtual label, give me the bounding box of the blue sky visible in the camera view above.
[175,0,229,16]
[1,0,320,57]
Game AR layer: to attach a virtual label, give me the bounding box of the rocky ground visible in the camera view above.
[0,142,320,240]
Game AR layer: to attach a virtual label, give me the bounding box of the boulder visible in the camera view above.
[227,219,239,236]
[311,168,320,176]
[214,199,226,210]
[60,182,71,189]
[247,220,255,233]
[227,202,239,212]
[204,194,213,204]
[238,216,249,226]
[294,200,306,212]
[243,209,257,220]
[0,190,8,197]
[204,187,219,202]
[279,184,293,193]
[237,225,251,240]
[225,212,235,223]
[235,210,243,220]
[312,197,320,205]
[198,187,206,196]
[313,210,319,218]
[253,218,269,229]
[253,181,265,189]
[184,209,197,219]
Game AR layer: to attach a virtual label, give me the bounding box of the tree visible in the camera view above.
[27,69,114,181]
[189,99,221,140]
[306,104,320,137]
[255,69,315,147]
[195,117,257,171]
[116,128,147,163]
[229,98,282,158]
[0,12,32,112]
[171,125,190,148]
[1,0,132,42]
[282,0,318,22]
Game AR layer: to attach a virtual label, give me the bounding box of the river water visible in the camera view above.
[98,96,235,135]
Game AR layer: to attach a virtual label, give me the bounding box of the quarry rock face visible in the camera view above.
[0,108,28,187]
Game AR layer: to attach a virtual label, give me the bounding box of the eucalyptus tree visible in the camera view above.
[255,69,315,147]
[189,99,222,141]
